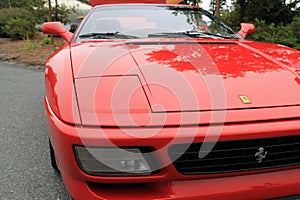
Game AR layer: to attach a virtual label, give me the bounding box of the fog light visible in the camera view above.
[74,146,152,176]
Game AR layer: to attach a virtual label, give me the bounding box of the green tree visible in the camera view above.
[0,8,12,37]
[290,16,300,46]
[0,0,77,40]
[235,0,247,24]
[0,0,48,23]
[247,19,299,49]
[53,4,77,24]
[245,0,296,25]
[0,8,36,39]
[0,0,46,9]
[77,0,91,5]
[209,0,227,17]
[180,0,201,6]
[231,0,300,25]
[221,1,300,50]
[4,17,36,40]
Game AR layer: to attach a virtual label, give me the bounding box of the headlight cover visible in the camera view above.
[74,146,153,176]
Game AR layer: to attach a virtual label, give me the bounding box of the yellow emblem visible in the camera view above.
[239,95,252,104]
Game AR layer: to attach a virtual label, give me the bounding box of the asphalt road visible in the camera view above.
[0,63,69,199]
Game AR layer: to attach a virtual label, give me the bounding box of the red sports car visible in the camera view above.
[43,1,300,199]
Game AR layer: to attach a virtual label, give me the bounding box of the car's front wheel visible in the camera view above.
[49,140,59,171]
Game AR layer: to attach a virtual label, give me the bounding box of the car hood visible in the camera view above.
[72,39,300,126]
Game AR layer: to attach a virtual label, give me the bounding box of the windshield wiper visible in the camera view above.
[148,32,189,38]
[190,31,236,39]
[148,31,235,39]
[79,32,139,39]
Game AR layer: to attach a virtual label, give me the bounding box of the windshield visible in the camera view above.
[76,5,238,41]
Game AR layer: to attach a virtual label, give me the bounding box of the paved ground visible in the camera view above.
[0,63,69,199]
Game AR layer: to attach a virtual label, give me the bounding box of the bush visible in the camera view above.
[290,16,300,45]
[0,8,36,40]
[0,9,12,37]
[40,37,52,46]
[220,9,241,32]
[247,19,300,50]
[21,39,40,50]
[221,9,300,50]
[4,17,36,40]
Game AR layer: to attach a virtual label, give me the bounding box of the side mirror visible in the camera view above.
[238,23,255,38]
[42,22,73,42]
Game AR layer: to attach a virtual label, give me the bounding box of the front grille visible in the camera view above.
[168,135,300,175]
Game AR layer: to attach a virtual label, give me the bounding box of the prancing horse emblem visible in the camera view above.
[255,147,267,163]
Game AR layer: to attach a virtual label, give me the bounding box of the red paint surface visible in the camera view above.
[44,4,300,200]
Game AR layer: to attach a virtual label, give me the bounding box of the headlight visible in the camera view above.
[74,146,153,176]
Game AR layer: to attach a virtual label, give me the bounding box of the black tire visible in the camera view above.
[49,140,59,171]
[68,193,74,200]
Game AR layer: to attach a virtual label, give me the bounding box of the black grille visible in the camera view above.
[168,135,300,175]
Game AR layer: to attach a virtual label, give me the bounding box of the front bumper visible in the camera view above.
[61,168,300,200]
[45,98,300,200]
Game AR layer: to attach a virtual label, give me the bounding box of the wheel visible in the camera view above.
[68,193,74,200]
[49,140,59,171]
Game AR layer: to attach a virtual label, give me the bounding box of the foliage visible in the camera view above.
[40,37,52,46]
[0,8,36,39]
[209,0,227,15]
[180,0,201,6]
[0,0,48,24]
[0,0,77,40]
[20,37,52,51]
[221,1,300,50]
[221,8,240,30]
[244,0,295,25]
[290,16,300,45]
[232,0,299,25]
[247,19,300,50]
[32,6,49,24]
[77,0,91,5]
[0,8,12,37]
[4,17,36,40]
[0,0,46,9]
[52,4,77,24]
[21,39,40,50]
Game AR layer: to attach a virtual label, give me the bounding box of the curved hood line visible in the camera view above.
[71,39,300,126]
[238,42,299,77]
